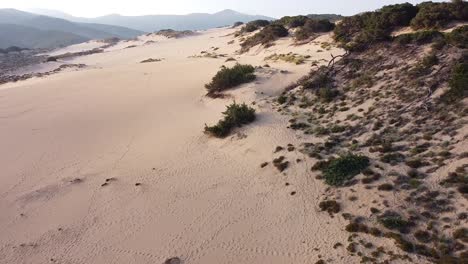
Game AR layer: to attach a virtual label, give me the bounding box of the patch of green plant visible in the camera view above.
[302,67,334,90]
[295,19,335,41]
[394,30,444,45]
[334,3,418,50]
[441,60,468,103]
[319,200,341,214]
[276,15,309,28]
[321,154,370,186]
[204,102,256,138]
[379,214,410,231]
[241,24,288,51]
[205,64,256,94]
[410,1,467,30]
[242,20,271,33]
[265,53,307,65]
[446,25,468,48]
[232,21,244,28]
[351,73,374,88]
[317,87,339,103]
[381,152,406,165]
[277,94,288,104]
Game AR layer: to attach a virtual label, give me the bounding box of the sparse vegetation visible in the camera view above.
[295,19,335,41]
[242,20,271,33]
[204,102,256,138]
[321,154,370,186]
[319,200,341,215]
[241,24,288,51]
[410,1,468,30]
[205,64,256,95]
[265,53,307,64]
[441,59,468,103]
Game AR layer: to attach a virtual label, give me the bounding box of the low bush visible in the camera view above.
[317,87,339,103]
[243,20,271,33]
[276,15,308,28]
[295,19,335,41]
[394,30,444,45]
[441,60,468,103]
[241,24,288,51]
[319,200,341,214]
[446,25,468,48]
[411,1,468,30]
[232,21,244,28]
[205,102,256,138]
[205,64,256,94]
[379,213,411,232]
[264,53,306,64]
[334,3,418,50]
[321,154,370,186]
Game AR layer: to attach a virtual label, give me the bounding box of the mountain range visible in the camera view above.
[0,8,275,49]
[0,9,143,49]
[25,8,275,32]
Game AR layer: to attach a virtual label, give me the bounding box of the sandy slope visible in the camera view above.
[0,28,359,263]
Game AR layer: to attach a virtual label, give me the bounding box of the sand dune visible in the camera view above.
[0,28,372,264]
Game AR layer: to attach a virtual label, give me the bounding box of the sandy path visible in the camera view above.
[0,28,353,263]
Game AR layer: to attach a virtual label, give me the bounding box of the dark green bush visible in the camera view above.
[205,102,256,138]
[317,88,339,103]
[277,94,288,104]
[442,60,468,103]
[319,200,341,214]
[379,214,411,231]
[302,66,333,90]
[411,1,468,30]
[233,21,244,28]
[295,19,335,40]
[446,25,468,48]
[321,154,370,186]
[241,24,288,51]
[334,3,418,50]
[276,15,308,28]
[243,20,271,32]
[205,64,256,94]
[394,30,444,45]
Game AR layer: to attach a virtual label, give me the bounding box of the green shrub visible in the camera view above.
[241,24,288,51]
[295,19,335,41]
[233,21,244,28]
[442,60,468,102]
[321,154,370,186]
[379,214,410,231]
[205,102,256,138]
[277,94,288,104]
[319,200,341,214]
[276,15,308,28]
[317,87,339,103]
[394,30,444,45]
[205,64,256,94]
[302,66,334,90]
[243,20,271,32]
[334,3,418,50]
[446,25,468,48]
[411,1,468,30]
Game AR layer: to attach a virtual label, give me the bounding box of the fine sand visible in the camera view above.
[0,28,368,263]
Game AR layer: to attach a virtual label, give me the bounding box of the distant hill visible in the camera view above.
[0,9,144,49]
[307,14,345,22]
[25,9,276,32]
[0,24,87,49]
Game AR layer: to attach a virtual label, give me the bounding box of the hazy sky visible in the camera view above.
[1,0,445,18]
